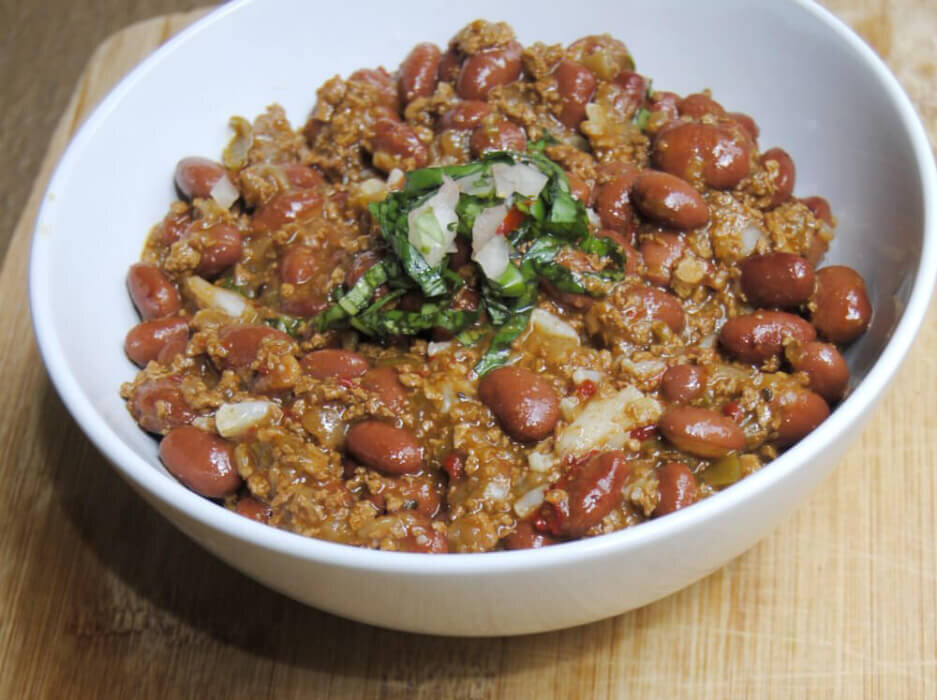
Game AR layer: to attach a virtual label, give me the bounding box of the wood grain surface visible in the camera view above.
[1,4,935,698]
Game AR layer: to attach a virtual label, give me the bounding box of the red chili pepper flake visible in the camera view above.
[442,452,464,481]
[629,424,657,441]
[722,401,744,422]
[496,207,526,235]
[576,380,597,400]
[337,377,356,390]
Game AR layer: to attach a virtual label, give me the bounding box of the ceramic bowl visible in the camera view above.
[29,0,937,635]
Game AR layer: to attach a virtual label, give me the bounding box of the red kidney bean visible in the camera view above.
[348,68,399,110]
[344,249,383,288]
[192,223,242,278]
[653,462,698,516]
[127,263,181,320]
[802,195,834,226]
[281,163,324,189]
[811,266,872,343]
[372,119,429,170]
[502,521,559,550]
[540,279,593,312]
[554,59,596,128]
[640,232,685,287]
[437,48,462,83]
[174,157,230,200]
[677,93,725,118]
[279,244,321,286]
[621,285,684,333]
[160,208,192,245]
[660,364,705,403]
[648,91,680,120]
[719,311,817,364]
[251,188,323,233]
[567,34,633,79]
[129,377,195,434]
[361,366,407,412]
[470,118,527,156]
[596,169,641,232]
[565,170,592,205]
[301,349,369,379]
[761,147,796,208]
[160,426,241,498]
[218,325,293,369]
[632,171,709,230]
[235,496,270,523]
[478,366,559,442]
[659,406,746,458]
[124,317,189,367]
[398,42,441,104]
[346,421,423,475]
[729,112,760,141]
[596,229,640,273]
[787,340,850,402]
[653,121,752,189]
[456,41,522,100]
[739,252,815,309]
[771,387,830,446]
[549,451,633,538]
[605,71,646,117]
[438,100,491,131]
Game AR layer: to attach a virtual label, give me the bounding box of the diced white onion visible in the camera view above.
[471,203,507,252]
[427,341,453,358]
[386,168,405,189]
[186,276,249,317]
[209,175,239,209]
[559,395,580,421]
[699,333,717,349]
[528,451,555,473]
[356,177,387,204]
[215,400,276,438]
[407,175,459,266]
[740,223,764,256]
[514,486,547,518]
[491,162,548,199]
[455,170,494,197]
[572,368,603,385]
[531,308,579,343]
[555,386,662,458]
[586,208,602,229]
[482,473,511,502]
[473,233,510,280]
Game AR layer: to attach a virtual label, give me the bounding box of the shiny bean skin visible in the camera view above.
[606,71,645,117]
[300,349,369,379]
[438,100,491,131]
[771,387,830,446]
[193,223,243,278]
[478,366,559,442]
[552,451,632,538]
[739,252,815,309]
[348,68,399,110]
[648,91,680,121]
[159,426,241,498]
[640,232,684,287]
[653,121,752,189]
[632,171,709,230]
[235,496,270,523]
[719,311,817,364]
[761,147,796,208]
[677,93,725,118]
[251,188,323,233]
[653,462,698,516]
[597,229,640,274]
[174,157,230,200]
[660,364,705,403]
[565,170,592,204]
[811,266,872,343]
[502,521,559,550]
[554,59,596,128]
[470,118,527,156]
[127,263,181,320]
[729,112,759,141]
[345,421,423,475]
[344,249,382,288]
[437,48,462,83]
[398,42,441,104]
[659,406,746,458]
[456,41,522,100]
[595,169,640,232]
[372,119,429,169]
[279,244,321,285]
[218,325,293,369]
[129,378,195,434]
[361,366,408,413]
[124,317,189,367]
[787,340,850,402]
[621,285,684,332]
[802,195,833,226]
[281,163,324,189]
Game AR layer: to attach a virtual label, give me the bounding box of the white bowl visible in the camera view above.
[29,0,937,635]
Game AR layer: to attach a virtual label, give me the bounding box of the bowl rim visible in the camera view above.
[28,0,937,576]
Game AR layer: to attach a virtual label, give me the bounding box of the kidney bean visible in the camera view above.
[456,41,522,100]
[361,366,407,412]
[502,521,559,550]
[653,121,751,189]
[554,60,596,129]
[281,163,324,189]
[802,195,834,226]
[192,223,242,278]
[344,249,383,288]
[438,100,491,131]
[719,311,817,364]
[640,232,684,287]
[787,340,850,402]
[129,378,195,434]
[677,93,725,118]
[160,208,192,245]
[606,71,646,117]
[124,317,189,367]
[279,244,320,286]
[550,451,632,538]
[761,147,796,208]
[729,112,759,141]
[811,266,872,343]
[596,229,640,273]
[771,387,830,446]
[398,42,441,104]
[653,462,698,516]
[348,68,399,110]
[540,279,593,311]
[739,252,815,309]
[174,157,230,200]
[564,170,592,205]
[470,118,527,156]
[127,263,181,320]
[660,364,705,403]
[159,426,241,498]
[648,91,680,121]
[372,119,429,170]
[478,366,559,442]
[251,188,323,233]
[301,349,369,379]
[659,406,745,458]
[567,34,633,80]
[596,169,641,232]
[632,171,709,230]
[235,496,270,523]
[621,285,684,333]
[346,421,422,475]
[218,325,293,369]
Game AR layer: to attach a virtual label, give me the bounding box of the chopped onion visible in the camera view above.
[528,451,555,473]
[473,232,511,280]
[559,395,580,421]
[572,368,603,385]
[482,473,511,501]
[514,486,547,518]
[427,341,452,358]
[186,276,249,317]
[531,309,579,343]
[386,168,405,190]
[491,162,548,199]
[555,386,662,457]
[740,223,764,256]
[209,175,239,209]
[471,203,507,251]
[216,400,276,438]
[586,208,602,229]
[455,170,494,197]
[407,175,459,266]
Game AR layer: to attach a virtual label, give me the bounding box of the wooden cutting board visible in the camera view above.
[1,4,934,698]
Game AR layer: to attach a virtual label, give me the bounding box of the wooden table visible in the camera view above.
[1,4,935,697]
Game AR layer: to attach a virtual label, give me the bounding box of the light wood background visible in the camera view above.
[1,3,935,698]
